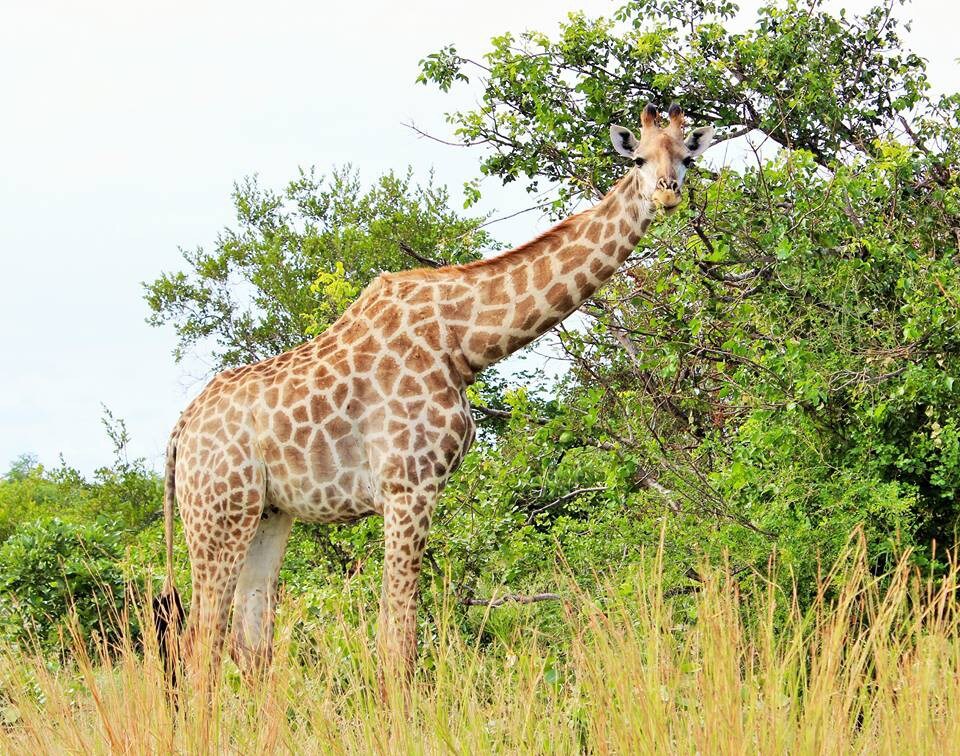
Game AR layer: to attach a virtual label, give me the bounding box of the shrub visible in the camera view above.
[0,518,130,652]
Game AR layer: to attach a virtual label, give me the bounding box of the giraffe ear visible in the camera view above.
[610,125,639,158]
[685,126,715,158]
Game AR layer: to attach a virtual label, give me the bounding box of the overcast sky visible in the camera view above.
[1,0,956,476]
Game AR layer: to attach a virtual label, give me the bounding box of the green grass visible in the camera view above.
[1,541,959,753]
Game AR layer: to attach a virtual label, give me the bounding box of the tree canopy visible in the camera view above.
[415,0,960,582]
[144,167,495,369]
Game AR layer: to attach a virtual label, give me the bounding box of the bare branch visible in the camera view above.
[635,468,679,511]
[402,120,490,148]
[470,403,548,424]
[470,204,542,231]
[398,240,444,269]
[462,592,563,608]
[898,114,931,156]
[934,277,959,309]
[842,194,864,230]
[529,485,608,516]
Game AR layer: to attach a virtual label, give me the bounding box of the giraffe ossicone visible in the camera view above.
[157,104,716,686]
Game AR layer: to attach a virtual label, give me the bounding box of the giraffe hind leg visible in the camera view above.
[179,467,266,689]
[229,505,293,680]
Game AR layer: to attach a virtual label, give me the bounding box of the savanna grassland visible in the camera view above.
[3,541,960,753]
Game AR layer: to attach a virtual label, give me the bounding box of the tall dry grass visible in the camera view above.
[1,541,958,754]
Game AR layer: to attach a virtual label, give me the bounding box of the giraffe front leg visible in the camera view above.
[377,485,436,687]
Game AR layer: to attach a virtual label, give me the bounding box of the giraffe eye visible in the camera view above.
[682,156,694,167]
[634,157,646,167]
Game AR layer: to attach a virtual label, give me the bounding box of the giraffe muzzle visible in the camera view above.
[652,188,681,211]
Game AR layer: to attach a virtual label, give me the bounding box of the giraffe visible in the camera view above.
[156,103,715,685]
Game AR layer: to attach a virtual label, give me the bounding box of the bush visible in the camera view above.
[0,518,130,652]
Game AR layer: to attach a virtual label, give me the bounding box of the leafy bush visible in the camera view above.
[0,518,129,652]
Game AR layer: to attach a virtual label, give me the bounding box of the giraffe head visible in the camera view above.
[610,103,715,212]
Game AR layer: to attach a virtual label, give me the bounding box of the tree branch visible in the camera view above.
[528,485,608,516]
[470,403,548,424]
[402,120,491,148]
[462,592,562,608]
[398,240,444,269]
[712,124,755,144]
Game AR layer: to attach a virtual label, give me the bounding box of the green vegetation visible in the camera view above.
[1,0,958,748]
[0,414,159,652]
[0,518,128,653]
[143,167,495,367]
[413,0,960,594]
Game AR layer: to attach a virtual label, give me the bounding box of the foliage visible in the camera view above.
[0,412,161,651]
[144,167,495,369]
[418,0,929,210]
[0,458,160,546]
[416,0,960,590]
[0,518,128,652]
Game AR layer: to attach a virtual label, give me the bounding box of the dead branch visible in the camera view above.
[398,240,444,268]
[462,592,563,608]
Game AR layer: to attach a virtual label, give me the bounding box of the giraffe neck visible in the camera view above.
[452,170,653,374]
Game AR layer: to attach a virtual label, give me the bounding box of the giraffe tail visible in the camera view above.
[154,427,184,683]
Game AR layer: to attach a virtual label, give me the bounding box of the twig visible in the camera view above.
[402,120,490,148]
[934,277,959,308]
[712,124,755,144]
[528,485,608,516]
[462,592,562,608]
[471,204,542,231]
[398,240,444,269]
[842,195,864,230]
[635,468,679,511]
[898,115,931,156]
[470,403,548,424]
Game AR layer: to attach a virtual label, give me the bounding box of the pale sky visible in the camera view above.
[0,0,956,475]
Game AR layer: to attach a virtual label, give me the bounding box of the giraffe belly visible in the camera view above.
[264,464,379,524]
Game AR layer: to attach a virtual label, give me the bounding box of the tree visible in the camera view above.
[418,0,931,209]
[144,166,495,369]
[418,0,960,584]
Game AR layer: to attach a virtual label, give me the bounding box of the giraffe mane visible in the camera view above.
[391,208,590,281]
[453,210,589,273]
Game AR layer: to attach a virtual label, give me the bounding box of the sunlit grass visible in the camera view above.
[1,539,959,753]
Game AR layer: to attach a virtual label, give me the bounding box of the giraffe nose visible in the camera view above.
[657,177,680,193]
[653,177,681,209]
